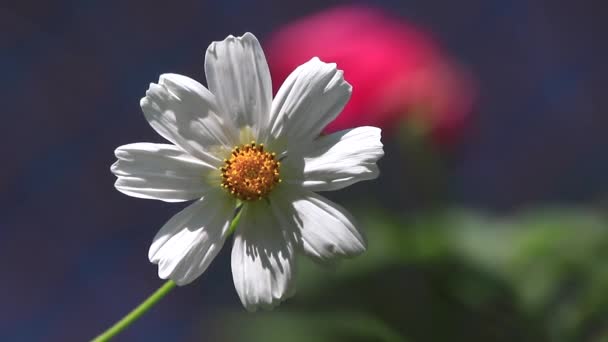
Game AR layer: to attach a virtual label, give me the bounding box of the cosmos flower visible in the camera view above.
[265,5,476,146]
[111,33,383,311]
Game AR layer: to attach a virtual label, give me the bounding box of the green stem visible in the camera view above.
[93,208,243,341]
[92,280,176,342]
[228,204,243,235]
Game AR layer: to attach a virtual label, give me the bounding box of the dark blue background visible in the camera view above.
[2,0,606,340]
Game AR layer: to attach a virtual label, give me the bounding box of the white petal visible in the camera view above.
[270,186,366,261]
[111,143,215,202]
[231,202,296,311]
[268,57,351,151]
[140,74,236,166]
[288,127,384,192]
[149,190,235,285]
[205,33,272,140]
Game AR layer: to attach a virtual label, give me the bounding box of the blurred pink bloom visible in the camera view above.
[265,6,476,146]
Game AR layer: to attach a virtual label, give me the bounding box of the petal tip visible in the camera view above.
[110,160,120,174]
[242,32,258,41]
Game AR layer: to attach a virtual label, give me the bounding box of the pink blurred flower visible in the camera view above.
[265,6,476,146]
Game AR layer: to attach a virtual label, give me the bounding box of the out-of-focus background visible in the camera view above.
[2,1,607,341]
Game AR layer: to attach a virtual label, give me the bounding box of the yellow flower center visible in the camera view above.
[220,141,281,201]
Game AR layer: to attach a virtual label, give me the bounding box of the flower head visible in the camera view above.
[111,33,383,311]
[265,6,476,146]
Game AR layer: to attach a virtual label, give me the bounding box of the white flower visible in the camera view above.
[111,33,383,311]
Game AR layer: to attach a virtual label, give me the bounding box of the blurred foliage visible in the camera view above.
[215,207,608,342]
